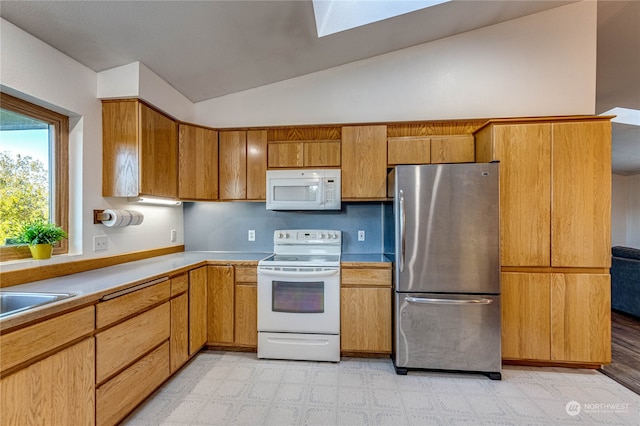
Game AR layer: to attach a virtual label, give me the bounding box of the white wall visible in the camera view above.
[0,18,184,273]
[627,175,640,248]
[612,173,640,248]
[611,174,628,246]
[193,1,597,128]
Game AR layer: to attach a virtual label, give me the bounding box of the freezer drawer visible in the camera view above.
[394,292,501,376]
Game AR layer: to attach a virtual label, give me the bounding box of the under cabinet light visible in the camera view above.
[127,196,182,206]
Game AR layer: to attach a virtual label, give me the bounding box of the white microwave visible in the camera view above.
[266,169,341,210]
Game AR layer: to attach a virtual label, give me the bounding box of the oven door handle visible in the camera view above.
[258,268,339,278]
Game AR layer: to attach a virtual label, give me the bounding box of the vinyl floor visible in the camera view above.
[124,351,639,425]
[600,311,640,396]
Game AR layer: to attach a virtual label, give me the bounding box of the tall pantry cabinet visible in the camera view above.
[475,118,612,365]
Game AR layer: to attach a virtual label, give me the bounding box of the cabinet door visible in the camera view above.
[430,135,474,163]
[1,338,95,426]
[189,266,208,355]
[268,142,303,168]
[387,137,430,165]
[551,121,611,268]
[304,141,341,167]
[178,124,218,200]
[102,100,139,197]
[340,287,392,353]
[247,130,268,200]
[170,293,189,373]
[207,265,235,343]
[501,273,551,360]
[219,131,247,199]
[342,125,388,199]
[551,273,611,363]
[491,124,551,266]
[235,284,257,347]
[139,103,178,198]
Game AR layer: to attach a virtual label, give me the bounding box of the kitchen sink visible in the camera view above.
[0,291,76,318]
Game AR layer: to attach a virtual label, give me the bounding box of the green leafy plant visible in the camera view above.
[17,221,67,246]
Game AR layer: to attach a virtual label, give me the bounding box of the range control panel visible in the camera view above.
[273,229,341,244]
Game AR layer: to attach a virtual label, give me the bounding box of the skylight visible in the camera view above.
[312,0,451,37]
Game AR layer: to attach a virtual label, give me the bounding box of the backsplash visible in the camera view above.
[184,202,390,253]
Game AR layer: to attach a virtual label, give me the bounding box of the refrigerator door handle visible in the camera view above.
[399,189,405,272]
[405,296,494,305]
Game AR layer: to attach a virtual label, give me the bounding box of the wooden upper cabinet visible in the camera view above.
[178,124,218,200]
[219,130,247,200]
[218,130,267,200]
[247,130,268,200]
[102,99,177,198]
[551,121,611,268]
[342,125,388,199]
[475,123,552,267]
[387,136,430,165]
[268,140,340,168]
[303,141,341,167]
[430,135,474,164]
[268,142,303,168]
[475,118,612,268]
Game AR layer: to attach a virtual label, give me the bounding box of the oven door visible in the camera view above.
[257,266,340,334]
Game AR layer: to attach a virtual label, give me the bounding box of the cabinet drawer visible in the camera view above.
[0,305,94,373]
[96,341,170,426]
[171,273,189,296]
[235,266,257,284]
[96,302,170,384]
[341,268,391,286]
[97,279,170,329]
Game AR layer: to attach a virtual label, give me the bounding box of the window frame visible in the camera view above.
[0,92,69,261]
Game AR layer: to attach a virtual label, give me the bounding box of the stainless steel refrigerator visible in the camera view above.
[393,163,502,380]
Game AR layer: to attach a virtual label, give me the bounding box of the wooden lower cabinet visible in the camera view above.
[1,337,95,426]
[550,273,611,363]
[340,264,392,354]
[170,292,189,373]
[207,265,235,343]
[96,342,170,426]
[501,273,551,360]
[189,266,208,355]
[235,284,257,347]
[340,287,392,353]
[501,272,611,364]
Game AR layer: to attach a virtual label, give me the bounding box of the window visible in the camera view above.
[0,92,69,260]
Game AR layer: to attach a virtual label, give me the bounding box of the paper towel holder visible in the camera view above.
[93,209,143,225]
[93,210,111,224]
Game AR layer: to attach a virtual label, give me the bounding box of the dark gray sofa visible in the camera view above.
[611,246,640,319]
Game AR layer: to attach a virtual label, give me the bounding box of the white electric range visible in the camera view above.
[257,229,341,362]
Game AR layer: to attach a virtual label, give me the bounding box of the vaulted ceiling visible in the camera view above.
[1,1,638,174]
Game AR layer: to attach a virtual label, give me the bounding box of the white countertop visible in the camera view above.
[1,250,391,331]
[1,251,269,330]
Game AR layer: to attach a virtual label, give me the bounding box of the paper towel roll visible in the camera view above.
[101,209,144,227]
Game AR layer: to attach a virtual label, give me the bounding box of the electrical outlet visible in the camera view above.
[358,230,365,241]
[248,229,256,241]
[94,235,108,251]
[170,229,177,242]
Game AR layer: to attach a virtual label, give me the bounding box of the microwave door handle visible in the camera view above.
[258,268,339,278]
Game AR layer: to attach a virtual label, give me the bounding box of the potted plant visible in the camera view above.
[17,221,68,260]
